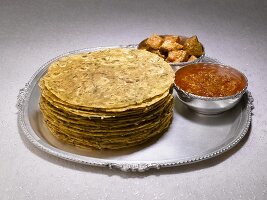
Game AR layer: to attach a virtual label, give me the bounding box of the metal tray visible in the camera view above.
[17,46,253,172]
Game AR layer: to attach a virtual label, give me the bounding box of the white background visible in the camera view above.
[0,0,266,199]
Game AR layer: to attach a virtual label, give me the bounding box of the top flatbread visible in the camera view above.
[41,48,174,110]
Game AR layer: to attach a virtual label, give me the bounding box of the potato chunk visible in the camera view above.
[167,50,189,63]
[145,34,163,50]
[150,49,165,58]
[160,40,183,52]
[188,55,198,62]
[164,35,180,43]
[183,35,203,56]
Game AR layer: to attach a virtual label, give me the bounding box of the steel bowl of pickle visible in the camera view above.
[174,63,248,114]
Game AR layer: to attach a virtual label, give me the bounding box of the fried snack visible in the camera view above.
[160,40,183,52]
[164,35,180,43]
[167,50,189,63]
[39,48,174,150]
[150,49,165,58]
[138,34,204,63]
[145,34,163,50]
[188,55,197,62]
[183,35,203,57]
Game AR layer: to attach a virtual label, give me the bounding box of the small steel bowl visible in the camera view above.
[174,63,248,115]
[137,35,205,67]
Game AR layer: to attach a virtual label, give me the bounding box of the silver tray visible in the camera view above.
[17,46,253,172]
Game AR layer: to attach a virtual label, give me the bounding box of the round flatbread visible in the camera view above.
[41,48,174,110]
[39,48,174,150]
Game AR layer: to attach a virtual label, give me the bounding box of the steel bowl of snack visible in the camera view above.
[137,34,205,67]
[174,63,248,114]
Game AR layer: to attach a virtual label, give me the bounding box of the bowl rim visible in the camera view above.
[174,63,248,101]
[137,34,205,66]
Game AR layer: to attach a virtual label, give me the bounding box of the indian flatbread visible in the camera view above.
[42,48,174,110]
[39,48,174,150]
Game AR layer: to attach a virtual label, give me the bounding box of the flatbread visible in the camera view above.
[39,48,174,150]
[41,48,174,110]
